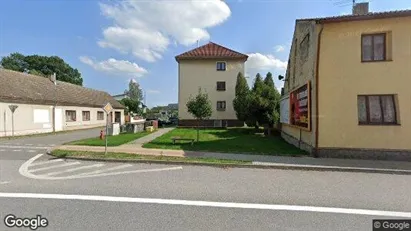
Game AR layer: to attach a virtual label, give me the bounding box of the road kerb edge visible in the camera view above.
[45,153,411,175]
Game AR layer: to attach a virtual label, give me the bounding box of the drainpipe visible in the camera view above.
[52,73,57,133]
[314,24,324,158]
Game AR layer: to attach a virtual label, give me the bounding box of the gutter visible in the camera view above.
[314,24,324,158]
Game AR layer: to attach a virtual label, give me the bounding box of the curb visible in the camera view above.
[46,152,411,175]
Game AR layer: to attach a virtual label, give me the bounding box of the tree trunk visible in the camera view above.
[197,119,200,142]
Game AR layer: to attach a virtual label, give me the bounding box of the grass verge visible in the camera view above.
[51,149,251,165]
[143,127,305,156]
[67,131,153,147]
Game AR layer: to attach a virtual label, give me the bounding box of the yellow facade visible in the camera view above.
[178,60,245,120]
[318,16,411,150]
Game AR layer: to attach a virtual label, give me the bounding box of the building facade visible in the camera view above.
[0,69,125,137]
[280,3,411,160]
[175,42,248,127]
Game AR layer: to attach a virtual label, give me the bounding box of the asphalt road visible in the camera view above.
[1,130,411,231]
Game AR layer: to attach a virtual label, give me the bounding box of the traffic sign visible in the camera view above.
[8,105,18,113]
[103,102,113,114]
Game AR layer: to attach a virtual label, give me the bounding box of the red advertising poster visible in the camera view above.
[289,82,310,130]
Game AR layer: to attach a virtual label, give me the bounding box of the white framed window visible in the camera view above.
[65,110,76,122]
[97,111,104,120]
[217,101,226,111]
[82,111,90,121]
[216,62,226,71]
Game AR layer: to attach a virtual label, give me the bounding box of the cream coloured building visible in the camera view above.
[0,69,125,137]
[175,42,248,127]
[280,3,411,161]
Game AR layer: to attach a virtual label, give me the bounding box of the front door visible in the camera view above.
[115,112,121,124]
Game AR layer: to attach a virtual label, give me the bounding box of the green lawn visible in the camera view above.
[143,128,305,156]
[51,150,250,165]
[68,131,152,147]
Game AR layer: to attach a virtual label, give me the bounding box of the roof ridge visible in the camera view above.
[297,9,411,22]
[175,42,248,61]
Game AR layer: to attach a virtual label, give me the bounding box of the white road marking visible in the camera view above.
[76,164,133,176]
[19,154,183,180]
[0,181,11,184]
[0,193,410,218]
[28,162,81,173]
[46,164,105,176]
[29,159,64,167]
[13,149,22,152]
[0,149,5,152]
[26,144,33,146]
[0,145,50,149]
[27,150,36,153]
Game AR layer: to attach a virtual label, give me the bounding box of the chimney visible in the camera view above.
[353,2,369,15]
[50,73,57,85]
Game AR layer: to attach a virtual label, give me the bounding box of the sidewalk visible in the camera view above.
[55,144,411,174]
[124,127,175,147]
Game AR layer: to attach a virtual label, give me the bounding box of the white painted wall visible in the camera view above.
[0,102,124,137]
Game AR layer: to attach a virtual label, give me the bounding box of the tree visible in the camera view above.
[246,72,281,134]
[246,73,265,129]
[186,88,212,142]
[233,72,250,122]
[0,53,83,85]
[119,98,140,114]
[127,79,143,102]
[264,72,275,88]
[262,72,281,134]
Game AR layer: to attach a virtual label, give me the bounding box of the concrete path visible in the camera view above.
[123,127,175,147]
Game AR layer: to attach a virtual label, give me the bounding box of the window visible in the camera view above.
[357,95,397,125]
[65,110,76,122]
[82,111,90,121]
[361,34,386,62]
[217,101,226,111]
[216,62,226,71]
[300,34,310,62]
[97,111,104,120]
[216,81,226,91]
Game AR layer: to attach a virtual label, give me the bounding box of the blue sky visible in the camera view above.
[1,0,410,108]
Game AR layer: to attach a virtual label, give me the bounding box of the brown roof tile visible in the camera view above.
[175,42,248,62]
[0,68,125,109]
[298,9,411,23]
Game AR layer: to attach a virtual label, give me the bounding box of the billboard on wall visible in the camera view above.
[289,81,311,130]
[280,96,290,124]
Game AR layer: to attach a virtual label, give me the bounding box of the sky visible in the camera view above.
[0,0,410,108]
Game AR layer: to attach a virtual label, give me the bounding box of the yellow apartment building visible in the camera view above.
[175,42,248,127]
[280,3,411,160]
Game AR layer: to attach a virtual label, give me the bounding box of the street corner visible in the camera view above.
[19,154,183,180]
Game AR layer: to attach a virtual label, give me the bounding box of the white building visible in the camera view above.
[0,69,125,137]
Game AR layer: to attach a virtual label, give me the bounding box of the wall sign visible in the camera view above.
[289,81,311,130]
[280,96,290,124]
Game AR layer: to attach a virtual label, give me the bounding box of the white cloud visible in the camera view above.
[98,0,231,62]
[246,53,287,71]
[146,89,160,94]
[274,45,285,52]
[79,56,148,77]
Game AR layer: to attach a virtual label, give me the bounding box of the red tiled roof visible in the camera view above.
[175,42,248,62]
[298,9,411,23]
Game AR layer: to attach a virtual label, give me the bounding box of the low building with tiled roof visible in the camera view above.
[280,2,411,161]
[0,68,125,136]
[175,42,248,128]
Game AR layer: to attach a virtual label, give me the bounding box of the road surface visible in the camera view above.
[0,130,410,230]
